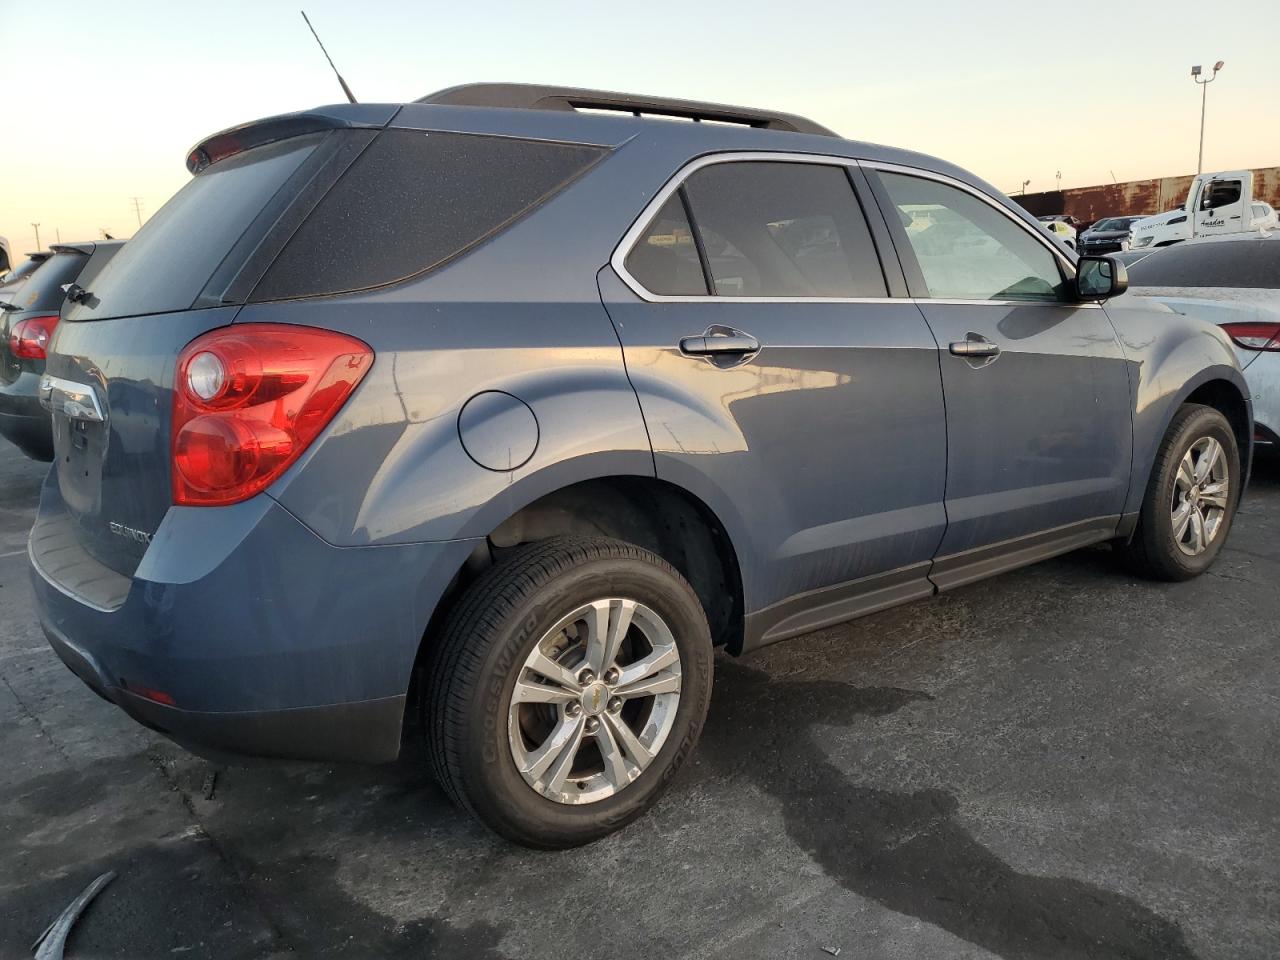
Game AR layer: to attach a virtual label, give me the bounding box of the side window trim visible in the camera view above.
[612,151,902,303]
[864,161,1078,304]
[677,185,715,296]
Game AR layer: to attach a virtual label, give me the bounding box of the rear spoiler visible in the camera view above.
[185,104,397,173]
[49,242,97,256]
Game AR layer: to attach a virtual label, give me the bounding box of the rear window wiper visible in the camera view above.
[0,300,18,312]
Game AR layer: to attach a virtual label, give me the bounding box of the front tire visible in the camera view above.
[1118,403,1240,581]
[425,536,713,848]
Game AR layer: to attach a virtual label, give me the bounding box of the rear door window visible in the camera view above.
[625,194,709,296]
[251,131,607,301]
[680,161,887,298]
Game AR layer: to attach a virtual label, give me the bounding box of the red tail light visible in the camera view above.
[8,314,59,360]
[172,324,373,506]
[1222,322,1280,352]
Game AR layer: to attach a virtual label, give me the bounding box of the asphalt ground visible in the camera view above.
[1,436,1276,959]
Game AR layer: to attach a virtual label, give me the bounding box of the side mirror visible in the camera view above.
[1075,255,1127,301]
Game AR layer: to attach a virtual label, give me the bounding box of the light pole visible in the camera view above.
[31,223,41,252]
[1191,60,1224,174]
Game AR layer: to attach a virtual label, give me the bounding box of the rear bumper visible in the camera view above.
[30,474,481,763]
[43,619,408,762]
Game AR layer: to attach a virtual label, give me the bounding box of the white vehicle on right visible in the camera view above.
[1126,232,1280,447]
[1128,170,1278,250]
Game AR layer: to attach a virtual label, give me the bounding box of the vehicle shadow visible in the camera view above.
[692,659,1200,960]
[263,656,1199,960]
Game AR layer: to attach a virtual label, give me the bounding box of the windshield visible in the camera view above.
[1127,239,1280,289]
[1092,219,1134,232]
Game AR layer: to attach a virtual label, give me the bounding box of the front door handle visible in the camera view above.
[680,333,760,356]
[949,338,1000,359]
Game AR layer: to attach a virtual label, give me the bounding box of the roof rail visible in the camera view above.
[416,83,838,137]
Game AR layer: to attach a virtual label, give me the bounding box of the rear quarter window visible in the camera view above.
[250,131,607,301]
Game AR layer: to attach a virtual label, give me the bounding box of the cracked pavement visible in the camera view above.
[1,437,1277,959]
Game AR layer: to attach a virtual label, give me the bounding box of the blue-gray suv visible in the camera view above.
[31,84,1252,847]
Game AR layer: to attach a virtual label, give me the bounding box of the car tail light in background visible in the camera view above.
[172,324,373,506]
[8,314,59,360]
[1222,322,1280,352]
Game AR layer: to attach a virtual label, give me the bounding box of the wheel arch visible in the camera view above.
[1126,365,1253,525]
[404,474,747,740]
[1183,377,1252,473]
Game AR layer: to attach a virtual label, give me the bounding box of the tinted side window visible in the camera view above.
[681,162,887,298]
[253,131,607,301]
[625,193,708,295]
[878,172,1064,302]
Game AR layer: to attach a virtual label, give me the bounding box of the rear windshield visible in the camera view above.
[250,130,607,301]
[66,135,322,322]
[1,256,49,288]
[1127,239,1280,289]
[8,251,88,312]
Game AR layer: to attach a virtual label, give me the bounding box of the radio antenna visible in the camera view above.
[300,10,358,104]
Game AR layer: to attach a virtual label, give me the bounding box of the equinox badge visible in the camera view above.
[108,522,152,545]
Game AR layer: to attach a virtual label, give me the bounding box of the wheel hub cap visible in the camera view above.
[580,681,609,716]
[1171,436,1229,557]
[507,598,683,805]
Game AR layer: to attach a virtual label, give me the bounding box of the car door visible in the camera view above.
[866,166,1132,589]
[1192,177,1247,237]
[599,155,948,649]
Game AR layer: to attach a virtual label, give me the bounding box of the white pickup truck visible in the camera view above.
[1129,170,1278,249]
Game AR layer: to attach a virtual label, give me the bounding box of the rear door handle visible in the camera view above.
[949,339,1000,358]
[680,333,760,355]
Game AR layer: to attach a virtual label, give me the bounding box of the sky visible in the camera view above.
[1,0,1277,253]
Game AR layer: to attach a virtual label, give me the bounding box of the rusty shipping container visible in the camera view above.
[1015,166,1280,226]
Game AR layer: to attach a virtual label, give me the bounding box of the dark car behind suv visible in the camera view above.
[1,241,123,458]
[1078,215,1149,255]
[31,84,1251,847]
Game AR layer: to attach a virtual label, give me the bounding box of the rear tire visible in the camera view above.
[1118,403,1240,581]
[425,536,713,848]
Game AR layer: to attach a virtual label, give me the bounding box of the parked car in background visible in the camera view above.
[1039,216,1077,249]
[31,83,1251,848]
[1129,170,1280,249]
[1078,215,1148,255]
[1039,214,1082,229]
[1,241,124,458]
[0,251,51,299]
[1127,233,1280,446]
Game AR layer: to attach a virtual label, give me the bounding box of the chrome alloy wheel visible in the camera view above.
[1172,436,1230,557]
[507,599,682,804]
